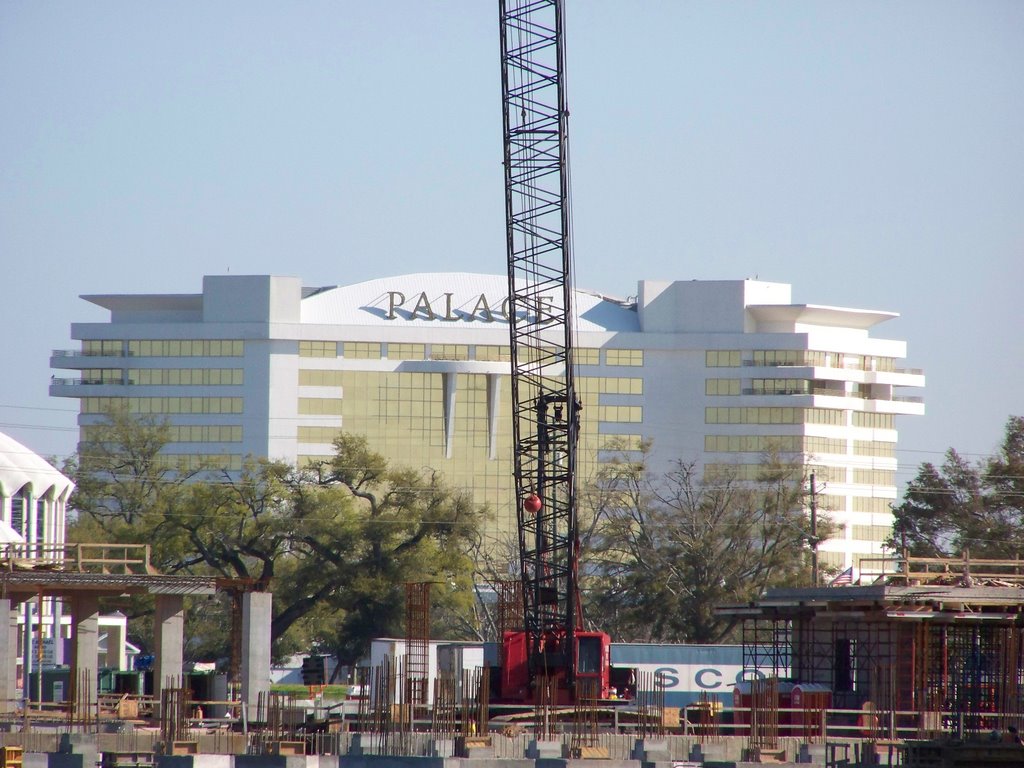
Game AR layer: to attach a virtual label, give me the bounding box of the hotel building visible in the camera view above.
[50,274,924,572]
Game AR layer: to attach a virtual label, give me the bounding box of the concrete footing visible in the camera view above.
[16,734,893,768]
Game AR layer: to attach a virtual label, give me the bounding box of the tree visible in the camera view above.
[68,413,484,667]
[582,444,819,644]
[892,415,1024,558]
[68,405,204,541]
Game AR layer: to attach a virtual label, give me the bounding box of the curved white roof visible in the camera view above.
[300,272,640,333]
[0,431,74,501]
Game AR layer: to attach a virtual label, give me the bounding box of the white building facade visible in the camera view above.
[51,274,924,573]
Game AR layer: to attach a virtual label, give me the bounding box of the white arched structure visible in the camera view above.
[0,432,73,557]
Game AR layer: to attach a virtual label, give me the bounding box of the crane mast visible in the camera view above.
[499,0,581,689]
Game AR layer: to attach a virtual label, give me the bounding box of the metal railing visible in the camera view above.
[858,552,1024,586]
[0,543,153,574]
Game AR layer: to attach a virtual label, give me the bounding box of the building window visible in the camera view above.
[805,436,847,455]
[705,378,741,396]
[342,342,381,359]
[387,343,425,360]
[81,397,243,414]
[82,340,124,357]
[704,434,803,453]
[431,344,469,361]
[597,378,644,395]
[80,369,124,384]
[600,434,644,451]
[705,406,803,425]
[751,378,811,395]
[751,349,827,367]
[127,369,243,386]
[806,408,846,426]
[82,424,243,443]
[853,497,892,513]
[299,341,338,358]
[852,412,895,430]
[575,348,600,365]
[605,349,644,366]
[853,440,895,458]
[706,350,741,367]
[127,340,243,357]
[807,465,847,484]
[598,405,643,423]
[853,468,896,486]
[475,345,511,362]
[852,525,892,542]
[156,453,243,471]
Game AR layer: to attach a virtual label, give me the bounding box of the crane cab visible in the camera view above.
[496,629,612,705]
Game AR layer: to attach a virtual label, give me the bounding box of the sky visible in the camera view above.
[1,1,1021,488]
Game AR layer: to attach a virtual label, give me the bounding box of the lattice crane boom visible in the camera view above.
[499,0,581,687]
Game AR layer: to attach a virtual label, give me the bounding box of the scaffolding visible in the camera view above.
[721,561,1024,738]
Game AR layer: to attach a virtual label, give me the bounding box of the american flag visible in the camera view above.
[829,567,854,587]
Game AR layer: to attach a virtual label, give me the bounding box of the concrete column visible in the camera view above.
[0,599,17,708]
[52,598,65,667]
[56,496,67,547]
[42,497,54,547]
[240,591,272,714]
[153,594,185,714]
[70,594,100,711]
[23,490,35,554]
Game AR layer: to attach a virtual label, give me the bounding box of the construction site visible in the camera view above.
[1,1,1017,767]
[0,548,1021,767]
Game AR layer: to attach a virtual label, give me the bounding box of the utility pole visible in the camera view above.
[809,472,819,587]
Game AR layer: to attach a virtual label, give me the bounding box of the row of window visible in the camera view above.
[599,434,645,452]
[705,407,846,425]
[82,339,245,357]
[81,424,243,443]
[851,524,892,542]
[807,465,847,484]
[597,405,643,423]
[129,368,243,386]
[852,412,895,430]
[79,369,124,384]
[699,466,895,488]
[81,397,243,414]
[155,454,243,471]
[853,468,896,486]
[853,497,893,513]
[297,369,644,397]
[703,434,849,455]
[707,349,897,372]
[705,379,741,396]
[751,378,812,395]
[853,440,896,458]
[298,340,637,366]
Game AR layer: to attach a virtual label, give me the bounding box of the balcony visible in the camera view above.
[51,348,126,358]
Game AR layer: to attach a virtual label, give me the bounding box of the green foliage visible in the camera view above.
[582,443,823,644]
[68,415,483,668]
[892,416,1024,558]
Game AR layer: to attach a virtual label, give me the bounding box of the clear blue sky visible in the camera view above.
[1,1,1021,487]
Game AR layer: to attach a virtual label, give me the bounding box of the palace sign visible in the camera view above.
[384,290,561,324]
